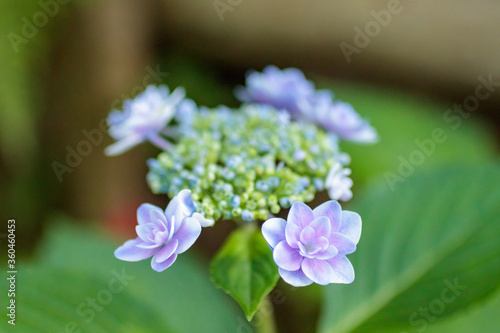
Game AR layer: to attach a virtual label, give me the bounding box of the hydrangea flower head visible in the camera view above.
[262,200,361,286]
[105,85,185,156]
[114,189,210,272]
[235,65,315,117]
[147,105,345,222]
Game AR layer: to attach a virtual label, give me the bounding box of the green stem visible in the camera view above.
[254,298,278,333]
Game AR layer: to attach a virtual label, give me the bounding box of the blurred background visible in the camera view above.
[1,1,499,332]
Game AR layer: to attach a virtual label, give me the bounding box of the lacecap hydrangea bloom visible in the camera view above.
[147,104,350,224]
[108,65,374,296]
[114,190,212,272]
[236,65,378,144]
[262,200,361,286]
[105,85,188,156]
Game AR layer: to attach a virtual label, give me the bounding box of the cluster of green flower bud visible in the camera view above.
[147,105,345,223]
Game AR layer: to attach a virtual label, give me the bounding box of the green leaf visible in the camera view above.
[426,288,500,333]
[317,80,497,185]
[0,266,169,333]
[1,221,252,333]
[318,163,500,333]
[210,225,280,320]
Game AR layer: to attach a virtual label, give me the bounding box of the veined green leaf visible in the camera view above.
[211,225,280,320]
[319,163,500,333]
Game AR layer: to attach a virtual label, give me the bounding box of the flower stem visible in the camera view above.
[254,298,278,333]
[148,133,173,150]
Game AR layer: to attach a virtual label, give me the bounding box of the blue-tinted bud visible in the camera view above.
[226,155,243,168]
[256,180,270,192]
[313,178,324,191]
[193,163,205,175]
[241,210,254,222]
[279,197,292,208]
[172,178,183,186]
[223,169,235,180]
[173,161,184,170]
[293,150,306,161]
[229,194,241,208]
[268,177,280,188]
[223,183,233,193]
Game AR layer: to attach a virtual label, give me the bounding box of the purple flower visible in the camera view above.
[325,162,353,201]
[261,200,361,286]
[105,85,185,156]
[236,66,377,143]
[235,65,315,117]
[305,93,378,143]
[114,189,211,272]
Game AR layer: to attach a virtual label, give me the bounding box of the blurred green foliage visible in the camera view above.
[319,163,500,333]
[319,80,497,186]
[0,0,55,251]
[426,288,500,333]
[0,0,44,166]
[161,51,237,108]
[0,219,254,333]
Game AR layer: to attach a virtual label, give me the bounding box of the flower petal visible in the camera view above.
[165,189,197,232]
[288,201,315,228]
[192,212,215,227]
[135,241,161,249]
[301,258,333,285]
[151,253,178,272]
[151,209,169,230]
[300,226,316,245]
[104,135,143,156]
[315,246,338,260]
[285,222,302,248]
[329,232,356,255]
[135,225,153,242]
[273,241,303,271]
[317,236,329,251]
[339,211,362,245]
[309,216,331,238]
[327,255,355,284]
[278,268,313,287]
[312,200,341,232]
[262,218,287,249]
[137,203,166,226]
[153,230,170,245]
[173,217,202,254]
[114,238,158,262]
[153,239,178,263]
